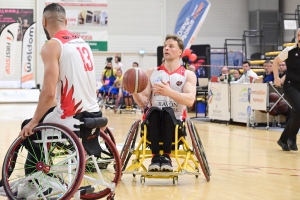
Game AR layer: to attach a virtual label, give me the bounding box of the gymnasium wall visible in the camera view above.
[1,0,299,88]
[281,0,299,43]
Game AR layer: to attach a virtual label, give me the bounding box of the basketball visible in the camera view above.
[278,100,289,114]
[269,93,279,102]
[269,102,279,116]
[122,68,148,94]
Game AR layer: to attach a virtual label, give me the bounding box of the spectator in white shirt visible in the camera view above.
[232,61,258,83]
[114,55,124,71]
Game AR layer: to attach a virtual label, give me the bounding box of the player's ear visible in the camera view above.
[65,19,67,26]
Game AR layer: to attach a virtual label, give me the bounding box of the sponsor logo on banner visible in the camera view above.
[174,0,211,49]
[71,30,108,51]
[21,23,36,85]
[0,22,19,79]
[238,87,248,103]
[230,84,250,123]
[249,83,267,111]
[0,89,39,102]
[208,83,230,121]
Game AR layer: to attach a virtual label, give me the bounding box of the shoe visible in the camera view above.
[148,154,161,171]
[121,105,126,109]
[18,176,67,199]
[277,140,290,151]
[287,140,298,151]
[160,154,173,172]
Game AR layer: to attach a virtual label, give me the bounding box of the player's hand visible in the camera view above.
[19,120,38,140]
[274,78,281,87]
[152,80,171,95]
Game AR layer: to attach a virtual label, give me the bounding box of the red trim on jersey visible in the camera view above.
[157,65,186,76]
[53,30,79,44]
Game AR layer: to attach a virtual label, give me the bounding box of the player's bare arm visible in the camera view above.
[153,70,196,107]
[19,40,60,139]
[132,68,154,108]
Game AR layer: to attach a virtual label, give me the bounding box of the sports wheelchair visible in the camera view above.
[120,118,211,185]
[1,117,121,200]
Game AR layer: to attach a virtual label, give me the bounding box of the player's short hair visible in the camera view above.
[43,3,66,24]
[133,62,139,67]
[242,61,251,67]
[165,34,184,51]
[115,56,121,62]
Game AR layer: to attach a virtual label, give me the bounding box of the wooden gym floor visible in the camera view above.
[0,103,299,200]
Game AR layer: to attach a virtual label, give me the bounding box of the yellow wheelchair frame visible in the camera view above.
[120,118,211,185]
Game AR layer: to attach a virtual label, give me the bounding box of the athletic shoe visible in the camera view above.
[160,154,173,172]
[287,140,298,151]
[18,176,67,199]
[277,140,290,151]
[148,154,161,171]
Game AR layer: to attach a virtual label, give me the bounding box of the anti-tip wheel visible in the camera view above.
[173,176,178,185]
[140,176,145,185]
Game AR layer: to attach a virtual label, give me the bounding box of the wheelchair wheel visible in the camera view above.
[105,127,116,145]
[186,119,211,181]
[80,129,121,199]
[120,119,140,171]
[2,123,86,200]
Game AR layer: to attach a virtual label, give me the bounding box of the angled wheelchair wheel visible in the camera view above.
[120,119,140,171]
[105,127,116,145]
[80,130,121,200]
[186,119,211,181]
[2,123,86,200]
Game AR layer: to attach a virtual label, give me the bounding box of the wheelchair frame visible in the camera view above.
[1,121,121,200]
[120,118,211,185]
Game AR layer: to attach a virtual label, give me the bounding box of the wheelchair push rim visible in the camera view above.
[2,123,86,200]
[80,129,122,200]
[186,119,211,181]
[120,119,140,172]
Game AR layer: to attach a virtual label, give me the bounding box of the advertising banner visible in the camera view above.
[249,83,268,111]
[230,84,250,123]
[66,9,108,26]
[0,9,34,41]
[208,83,230,121]
[21,23,36,86]
[0,23,19,79]
[46,0,107,7]
[0,89,39,102]
[174,0,211,49]
[71,30,107,51]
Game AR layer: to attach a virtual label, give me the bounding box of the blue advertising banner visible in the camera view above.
[174,0,211,49]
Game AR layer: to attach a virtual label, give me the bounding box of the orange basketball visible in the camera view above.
[122,68,148,93]
[269,102,280,116]
[269,93,279,102]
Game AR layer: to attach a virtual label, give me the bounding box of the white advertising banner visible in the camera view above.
[208,83,230,121]
[230,84,250,123]
[0,89,39,102]
[249,83,268,111]
[0,22,19,79]
[46,0,107,7]
[21,23,36,87]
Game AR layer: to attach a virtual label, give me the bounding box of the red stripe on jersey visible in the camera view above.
[53,30,79,44]
[157,65,186,76]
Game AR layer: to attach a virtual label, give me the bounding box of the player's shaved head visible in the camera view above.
[43,3,66,25]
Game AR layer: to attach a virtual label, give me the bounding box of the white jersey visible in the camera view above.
[51,30,99,119]
[150,65,187,120]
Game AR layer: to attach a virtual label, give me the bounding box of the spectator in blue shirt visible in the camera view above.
[263,61,274,83]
